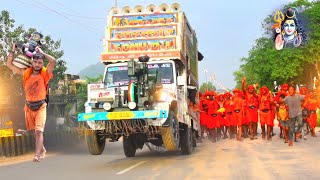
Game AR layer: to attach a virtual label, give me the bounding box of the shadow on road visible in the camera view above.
[53,139,202,159]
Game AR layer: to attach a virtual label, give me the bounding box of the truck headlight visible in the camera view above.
[85,102,92,113]
[128,102,137,110]
[156,91,173,102]
[84,102,90,107]
[103,102,112,111]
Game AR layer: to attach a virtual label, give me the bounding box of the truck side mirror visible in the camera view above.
[177,76,184,86]
[127,59,136,77]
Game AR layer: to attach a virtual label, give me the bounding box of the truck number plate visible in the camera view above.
[107,112,134,120]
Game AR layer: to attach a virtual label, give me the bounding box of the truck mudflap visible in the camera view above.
[78,110,168,121]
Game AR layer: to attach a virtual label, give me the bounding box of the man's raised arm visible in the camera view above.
[36,47,56,75]
[6,43,26,75]
[242,77,246,93]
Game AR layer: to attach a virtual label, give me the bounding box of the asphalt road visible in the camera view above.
[1,128,320,180]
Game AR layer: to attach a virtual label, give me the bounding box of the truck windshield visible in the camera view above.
[105,66,129,87]
[105,63,173,87]
[148,63,174,84]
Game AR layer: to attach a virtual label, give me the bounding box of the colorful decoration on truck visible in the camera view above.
[100,3,199,87]
[112,13,178,27]
[78,110,168,121]
[110,38,176,52]
[101,4,189,62]
[111,26,177,40]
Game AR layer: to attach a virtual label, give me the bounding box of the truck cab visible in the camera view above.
[78,3,202,157]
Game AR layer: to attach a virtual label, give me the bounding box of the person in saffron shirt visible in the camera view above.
[259,86,275,141]
[199,92,208,140]
[232,89,244,141]
[274,84,289,139]
[242,77,259,140]
[276,101,289,143]
[6,43,56,162]
[224,92,236,139]
[304,92,318,137]
[207,91,220,142]
[217,94,227,139]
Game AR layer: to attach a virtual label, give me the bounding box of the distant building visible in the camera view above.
[53,74,86,95]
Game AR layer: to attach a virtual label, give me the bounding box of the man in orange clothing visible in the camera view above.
[207,91,220,142]
[259,86,274,140]
[199,92,208,140]
[232,89,244,141]
[224,92,235,139]
[274,84,289,139]
[6,43,56,162]
[217,94,227,139]
[304,92,318,137]
[242,78,259,140]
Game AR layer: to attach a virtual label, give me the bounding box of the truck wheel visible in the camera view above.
[160,111,179,151]
[192,130,197,147]
[180,125,192,155]
[85,129,105,155]
[123,135,136,157]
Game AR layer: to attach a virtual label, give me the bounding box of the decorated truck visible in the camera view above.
[78,3,203,157]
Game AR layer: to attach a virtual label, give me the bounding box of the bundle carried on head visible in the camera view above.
[13,32,46,69]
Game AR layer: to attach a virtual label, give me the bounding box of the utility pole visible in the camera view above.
[204,69,208,91]
[115,0,118,7]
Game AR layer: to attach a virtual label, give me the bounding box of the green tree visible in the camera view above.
[85,74,103,83]
[0,10,25,99]
[199,82,215,93]
[76,82,87,113]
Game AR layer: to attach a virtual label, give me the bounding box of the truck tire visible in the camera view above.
[123,135,136,157]
[85,129,105,155]
[180,125,192,155]
[192,130,197,147]
[160,111,179,151]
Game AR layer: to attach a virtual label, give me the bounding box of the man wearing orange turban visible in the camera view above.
[232,88,244,141]
[242,78,259,140]
[259,86,275,140]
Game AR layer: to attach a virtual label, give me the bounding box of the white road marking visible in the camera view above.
[116,161,147,175]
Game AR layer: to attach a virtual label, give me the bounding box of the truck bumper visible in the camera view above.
[78,110,168,122]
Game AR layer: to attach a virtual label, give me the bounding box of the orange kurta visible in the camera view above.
[217,100,226,126]
[224,99,234,126]
[259,95,274,126]
[207,100,221,129]
[200,98,208,126]
[244,93,259,123]
[23,68,53,132]
[232,96,244,126]
[305,98,319,129]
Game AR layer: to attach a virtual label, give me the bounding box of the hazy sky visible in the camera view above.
[1,0,294,88]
